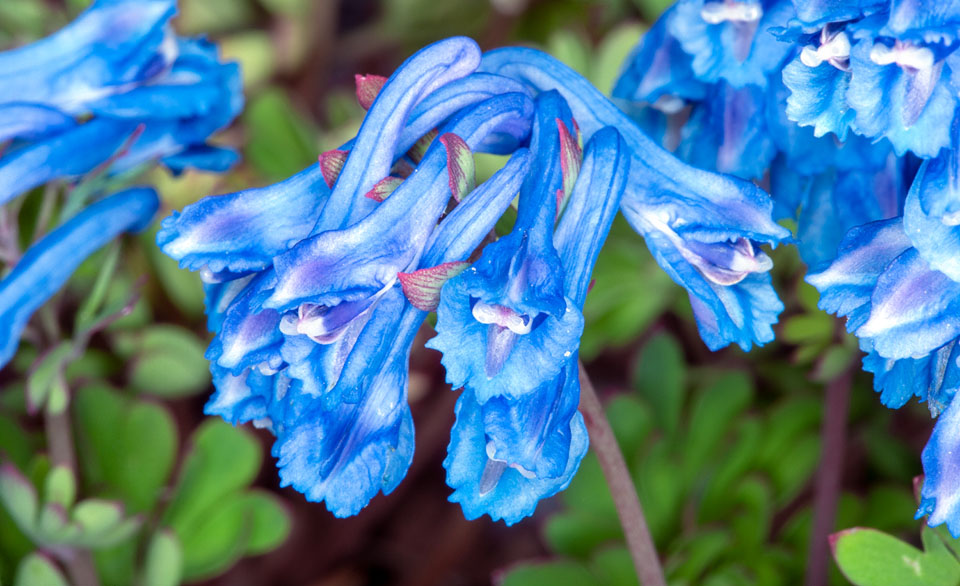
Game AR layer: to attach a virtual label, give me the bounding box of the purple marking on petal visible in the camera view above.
[902,60,943,128]
[484,324,519,378]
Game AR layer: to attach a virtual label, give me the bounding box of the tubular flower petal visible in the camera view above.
[480,47,789,351]
[668,0,793,89]
[428,91,577,402]
[847,37,958,158]
[0,188,159,368]
[444,127,629,523]
[264,93,534,317]
[0,0,177,125]
[918,395,960,537]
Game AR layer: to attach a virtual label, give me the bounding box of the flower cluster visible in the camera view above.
[0,0,241,367]
[160,35,787,523]
[615,0,960,535]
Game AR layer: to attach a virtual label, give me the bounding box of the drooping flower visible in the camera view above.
[445,125,630,524]
[270,145,534,517]
[427,91,579,402]
[481,46,790,351]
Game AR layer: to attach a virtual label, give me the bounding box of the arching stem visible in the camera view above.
[578,360,667,586]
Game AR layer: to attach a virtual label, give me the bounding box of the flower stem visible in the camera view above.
[804,364,853,586]
[578,361,666,586]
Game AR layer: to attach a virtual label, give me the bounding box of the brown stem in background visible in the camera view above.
[578,361,667,586]
[805,365,854,586]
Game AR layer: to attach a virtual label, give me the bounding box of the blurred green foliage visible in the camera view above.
[502,329,921,586]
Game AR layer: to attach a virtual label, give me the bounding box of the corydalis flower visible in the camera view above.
[0,0,176,121]
[427,91,581,402]
[480,47,789,351]
[266,148,534,517]
[0,10,243,206]
[0,188,159,367]
[446,126,629,524]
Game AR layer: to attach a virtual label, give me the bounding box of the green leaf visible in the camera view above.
[632,332,686,436]
[635,440,684,542]
[683,371,753,482]
[14,553,67,586]
[543,510,621,559]
[0,464,38,534]
[769,433,821,504]
[73,385,178,512]
[756,397,822,469]
[259,0,311,14]
[591,23,645,95]
[728,477,773,550]
[244,89,318,181]
[546,30,590,78]
[698,418,762,522]
[93,541,137,586]
[220,31,276,89]
[668,530,733,582]
[43,467,75,510]
[143,530,183,586]
[561,453,616,519]
[26,342,72,415]
[0,413,35,470]
[141,227,205,319]
[500,560,604,586]
[832,527,960,586]
[811,344,856,383]
[781,313,834,346]
[242,490,291,555]
[179,492,251,580]
[178,0,255,34]
[605,395,653,458]
[74,242,120,331]
[164,419,261,538]
[591,546,638,586]
[127,325,210,398]
[71,499,140,548]
[862,486,919,533]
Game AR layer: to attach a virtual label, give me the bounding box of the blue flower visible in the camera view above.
[782,28,857,140]
[789,0,883,28]
[883,0,960,43]
[792,149,906,265]
[0,0,177,127]
[271,147,532,516]
[846,35,958,158]
[444,126,629,523]
[0,36,242,205]
[427,91,576,403]
[902,126,960,280]
[445,370,589,525]
[668,0,794,89]
[481,47,790,351]
[261,92,533,321]
[0,188,159,368]
[611,6,707,106]
[917,394,960,537]
[676,81,777,179]
[164,47,536,514]
[863,344,960,415]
